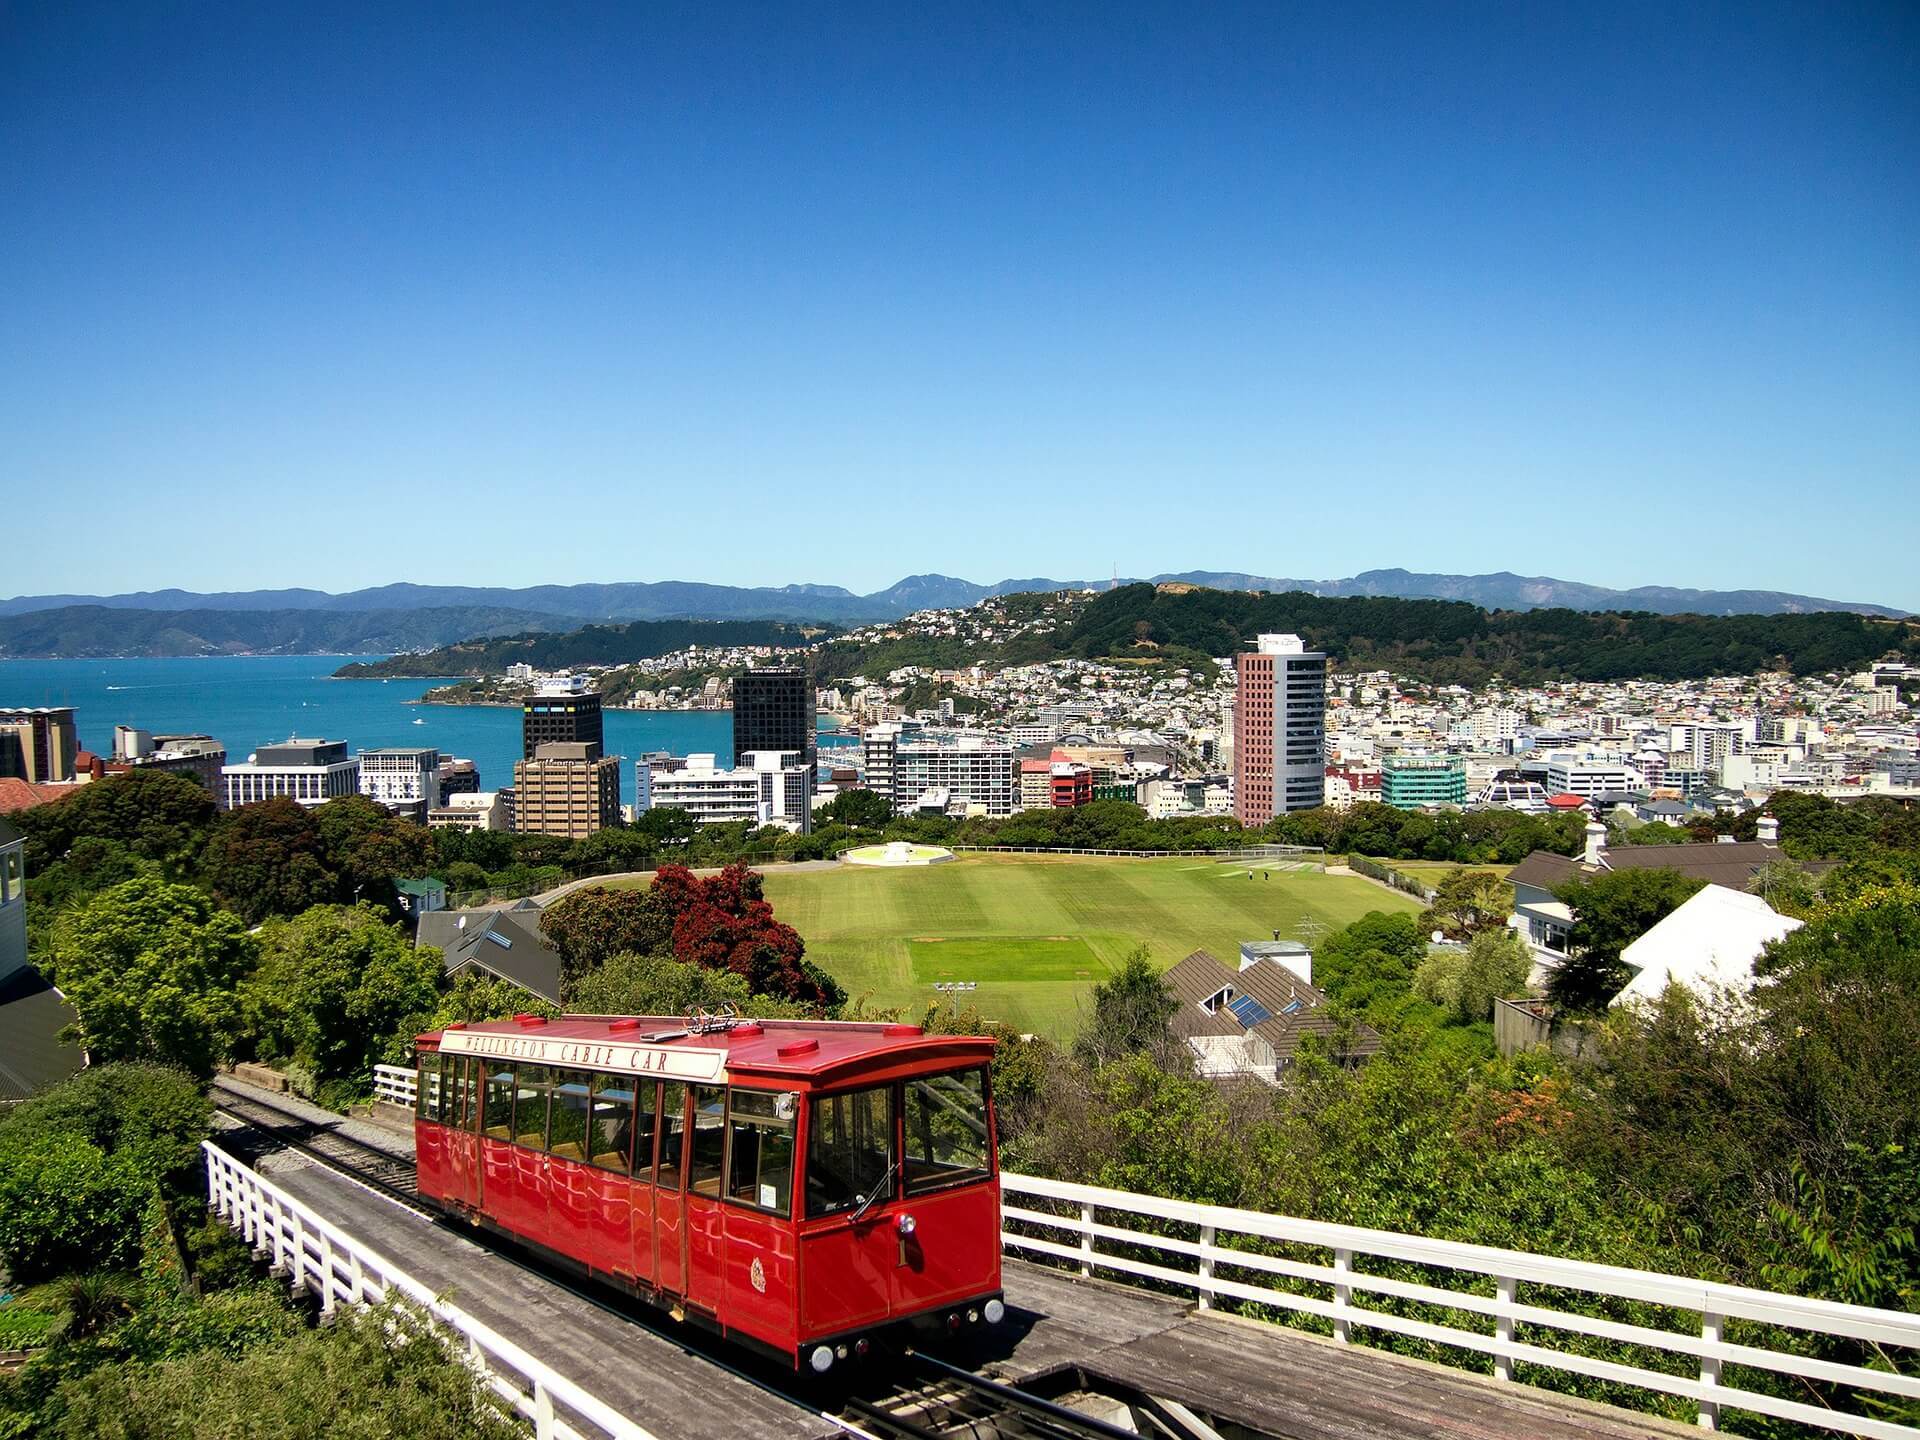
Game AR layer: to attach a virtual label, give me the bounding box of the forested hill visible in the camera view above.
[1058,586,1920,681]
[0,604,576,659]
[811,586,1920,685]
[333,618,835,677]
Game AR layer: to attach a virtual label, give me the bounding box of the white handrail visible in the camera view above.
[999,1172,1920,1439]
[366,1064,1920,1436]
[202,1141,658,1440]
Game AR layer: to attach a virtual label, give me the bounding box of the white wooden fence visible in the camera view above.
[366,1066,1920,1437]
[203,1141,658,1440]
[1000,1172,1920,1439]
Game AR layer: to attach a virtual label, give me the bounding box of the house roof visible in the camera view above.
[0,964,87,1102]
[1508,840,1831,896]
[1614,884,1802,1009]
[1165,949,1380,1063]
[0,778,75,816]
[417,907,563,1004]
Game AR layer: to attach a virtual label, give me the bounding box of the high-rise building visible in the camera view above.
[106,729,227,800]
[512,742,622,839]
[1380,753,1468,809]
[732,668,815,766]
[1232,634,1327,824]
[221,739,360,810]
[646,751,813,831]
[862,728,1018,817]
[357,747,442,822]
[522,678,603,760]
[0,708,79,784]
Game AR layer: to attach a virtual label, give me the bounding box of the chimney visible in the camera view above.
[1757,814,1780,845]
[1583,819,1607,868]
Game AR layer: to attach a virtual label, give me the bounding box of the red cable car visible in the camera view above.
[412,1012,1006,1372]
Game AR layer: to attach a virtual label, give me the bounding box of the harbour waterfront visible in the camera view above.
[0,655,852,807]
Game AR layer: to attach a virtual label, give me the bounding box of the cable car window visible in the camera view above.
[549,1070,592,1161]
[463,1058,483,1130]
[807,1087,894,1217]
[630,1081,658,1182]
[725,1090,797,1217]
[483,1068,515,1139]
[513,1066,553,1150]
[659,1082,688,1189]
[589,1074,635,1173]
[688,1085,727,1198]
[415,1056,436,1121]
[904,1068,992,1195]
[452,1057,476,1130]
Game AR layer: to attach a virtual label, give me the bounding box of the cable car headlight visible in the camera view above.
[896,1213,916,1237]
[983,1299,1005,1325]
[809,1345,834,1374]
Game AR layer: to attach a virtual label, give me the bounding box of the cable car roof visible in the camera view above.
[419,1014,994,1083]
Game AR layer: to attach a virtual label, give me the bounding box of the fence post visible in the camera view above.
[1332,1248,1352,1343]
[1698,1310,1723,1430]
[1197,1224,1216,1310]
[1079,1202,1096,1277]
[288,1207,307,1297]
[533,1379,556,1440]
[317,1228,336,1316]
[1493,1275,1517,1381]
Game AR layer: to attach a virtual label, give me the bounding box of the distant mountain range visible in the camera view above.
[3,569,1904,629]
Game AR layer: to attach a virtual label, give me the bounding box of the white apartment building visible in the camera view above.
[862,727,1018,817]
[428,791,510,831]
[1543,753,1650,799]
[222,739,360,810]
[647,751,813,832]
[358,746,441,822]
[1011,723,1059,748]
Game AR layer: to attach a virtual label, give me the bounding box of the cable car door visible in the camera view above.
[653,1083,689,1297]
[683,1084,727,1314]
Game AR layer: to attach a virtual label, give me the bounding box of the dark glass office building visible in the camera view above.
[732,668,815,766]
[522,689,604,761]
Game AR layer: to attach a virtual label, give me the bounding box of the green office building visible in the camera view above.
[1381,753,1467,809]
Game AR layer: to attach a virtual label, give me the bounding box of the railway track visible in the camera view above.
[210,1079,428,1209]
[209,1080,1218,1440]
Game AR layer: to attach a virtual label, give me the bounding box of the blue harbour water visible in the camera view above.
[0,656,853,807]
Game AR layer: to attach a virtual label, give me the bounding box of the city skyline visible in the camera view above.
[4,3,1916,604]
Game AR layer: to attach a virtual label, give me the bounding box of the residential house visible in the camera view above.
[1162,948,1380,1081]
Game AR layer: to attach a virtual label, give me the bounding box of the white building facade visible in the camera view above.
[358,747,441,821]
[222,739,360,810]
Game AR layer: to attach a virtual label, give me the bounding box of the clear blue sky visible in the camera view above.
[4,2,1916,606]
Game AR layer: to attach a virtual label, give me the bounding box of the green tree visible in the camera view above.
[820,788,894,830]
[50,879,257,1077]
[246,905,445,1087]
[1414,928,1533,1024]
[1072,947,1176,1067]
[539,884,674,985]
[1746,859,1820,919]
[1313,910,1429,1015]
[0,1065,210,1283]
[42,1297,525,1440]
[11,769,216,875]
[565,951,809,1018]
[1548,869,1706,1014]
[1418,868,1515,940]
[312,796,437,914]
[200,799,340,924]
